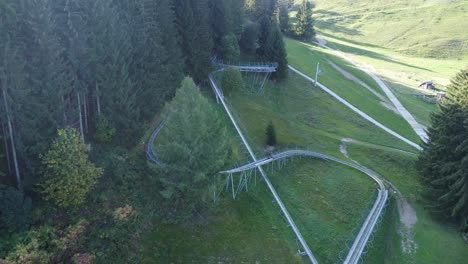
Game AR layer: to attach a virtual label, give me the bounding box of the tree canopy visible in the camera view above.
[418,68,468,233]
[155,77,232,223]
[40,128,103,208]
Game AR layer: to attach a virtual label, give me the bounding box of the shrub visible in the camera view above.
[220,67,244,96]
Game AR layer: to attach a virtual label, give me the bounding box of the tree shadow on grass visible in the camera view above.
[323,38,434,73]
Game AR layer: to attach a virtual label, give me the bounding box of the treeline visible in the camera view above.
[0,0,289,191]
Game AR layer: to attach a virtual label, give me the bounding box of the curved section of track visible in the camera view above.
[221,149,388,264]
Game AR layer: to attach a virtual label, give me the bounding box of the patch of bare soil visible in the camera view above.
[396,194,418,256]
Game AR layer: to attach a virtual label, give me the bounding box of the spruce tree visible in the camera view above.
[295,0,315,40]
[257,15,272,56]
[176,0,213,82]
[227,0,245,39]
[210,0,230,50]
[265,23,288,80]
[418,68,468,233]
[240,21,259,54]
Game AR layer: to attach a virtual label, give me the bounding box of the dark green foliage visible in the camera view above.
[418,68,468,233]
[227,0,245,39]
[266,121,277,146]
[210,0,230,49]
[277,1,290,32]
[257,15,272,56]
[94,116,116,144]
[221,68,244,95]
[220,33,241,61]
[245,0,277,19]
[0,185,32,232]
[176,0,214,82]
[295,0,315,40]
[155,77,232,223]
[264,24,288,80]
[240,21,259,54]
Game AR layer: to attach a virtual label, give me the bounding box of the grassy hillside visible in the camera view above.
[289,0,467,127]
[312,0,468,59]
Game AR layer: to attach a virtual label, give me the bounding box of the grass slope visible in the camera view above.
[312,0,468,60]
[141,71,411,263]
[285,38,421,144]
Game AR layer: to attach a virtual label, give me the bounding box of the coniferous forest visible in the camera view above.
[0,0,289,262]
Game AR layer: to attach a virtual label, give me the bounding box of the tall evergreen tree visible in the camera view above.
[226,0,245,39]
[256,15,271,56]
[156,77,232,223]
[418,68,468,234]
[94,1,140,145]
[295,0,315,40]
[210,0,230,50]
[240,21,259,54]
[175,0,213,82]
[264,23,288,80]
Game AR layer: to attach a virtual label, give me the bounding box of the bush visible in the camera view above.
[220,67,244,96]
[94,116,116,144]
[40,128,103,208]
[0,185,32,232]
[266,121,277,146]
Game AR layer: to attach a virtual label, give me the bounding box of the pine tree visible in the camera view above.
[176,0,213,82]
[95,6,140,145]
[295,0,315,40]
[227,0,245,39]
[418,68,468,233]
[264,23,288,80]
[210,0,230,50]
[240,21,259,54]
[155,77,232,223]
[257,15,272,56]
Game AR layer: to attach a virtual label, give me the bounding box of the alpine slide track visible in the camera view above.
[145,59,411,264]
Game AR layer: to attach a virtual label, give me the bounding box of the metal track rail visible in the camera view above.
[288,65,422,151]
[208,74,319,264]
